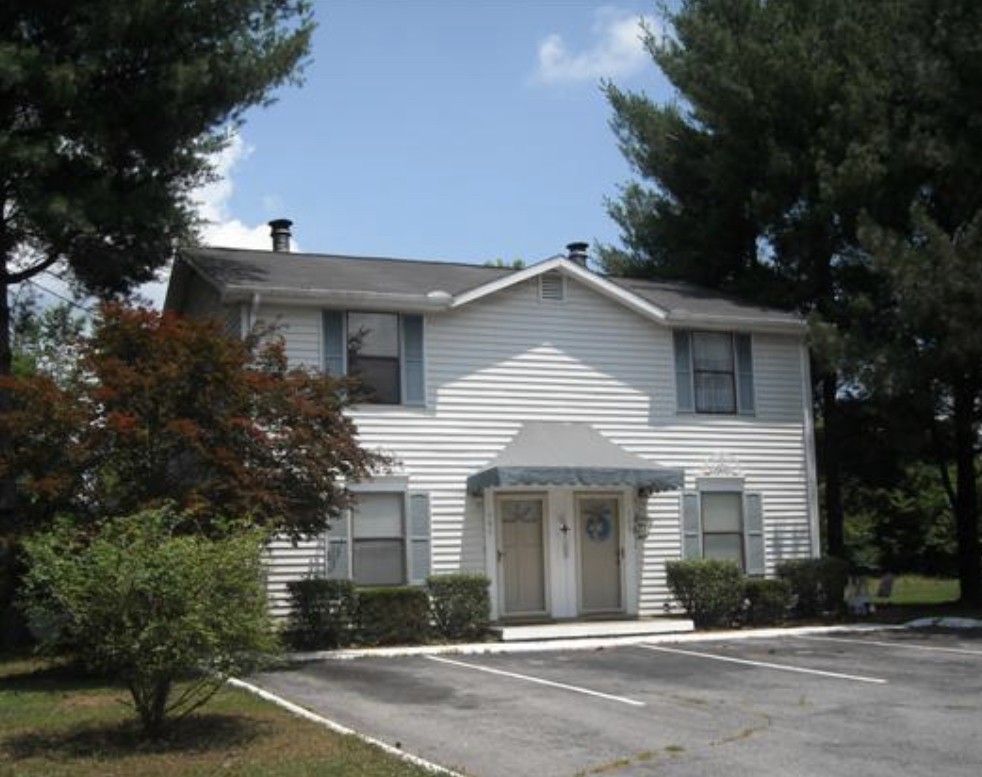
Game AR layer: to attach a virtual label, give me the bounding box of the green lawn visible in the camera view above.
[0,656,440,777]
[871,574,959,606]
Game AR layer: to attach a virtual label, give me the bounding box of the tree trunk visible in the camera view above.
[821,371,845,558]
[952,377,981,606]
[0,269,14,530]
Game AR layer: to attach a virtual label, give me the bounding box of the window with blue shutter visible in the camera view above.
[674,330,755,416]
[323,311,424,406]
[679,488,766,575]
[325,490,431,586]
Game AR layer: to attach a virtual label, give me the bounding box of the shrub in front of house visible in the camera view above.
[742,578,792,626]
[19,508,278,737]
[426,572,491,641]
[776,557,850,617]
[665,559,744,628]
[356,586,430,646]
[285,578,357,650]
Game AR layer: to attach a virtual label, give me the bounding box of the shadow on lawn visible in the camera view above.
[0,659,119,694]
[5,713,268,760]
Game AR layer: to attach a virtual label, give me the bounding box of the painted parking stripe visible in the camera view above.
[426,655,646,707]
[797,634,982,657]
[638,643,888,684]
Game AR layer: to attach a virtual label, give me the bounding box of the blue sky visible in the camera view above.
[23,1,675,309]
[200,0,671,267]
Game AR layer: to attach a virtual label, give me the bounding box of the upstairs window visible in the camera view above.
[674,330,754,415]
[323,311,424,405]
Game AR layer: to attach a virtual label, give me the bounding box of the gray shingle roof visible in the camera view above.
[184,246,515,297]
[607,276,800,325]
[179,246,801,328]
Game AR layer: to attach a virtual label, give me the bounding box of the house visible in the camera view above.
[165,220,819,622]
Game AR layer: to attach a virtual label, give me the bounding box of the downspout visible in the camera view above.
[249,292,262,333]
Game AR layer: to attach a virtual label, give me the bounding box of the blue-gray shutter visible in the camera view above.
[323,311,345,376]
[325,513,349,579]
[743,492,765,575]
[681,492,701,559]
[402,315,424,406]
[673,330,694,413]
[735,333,755,415]
[408,492,431,584]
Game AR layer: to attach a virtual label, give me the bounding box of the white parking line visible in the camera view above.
[797,634,982,657]
[638,643,888,684]
[426,655,646,707]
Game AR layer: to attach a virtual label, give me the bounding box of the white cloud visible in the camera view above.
[532,6,655,86]
[192,133,274,251]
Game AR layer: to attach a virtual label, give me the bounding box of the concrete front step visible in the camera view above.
[490,618,694,642]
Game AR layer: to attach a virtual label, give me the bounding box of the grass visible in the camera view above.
[863,574,982,624]
[0,655,438,777]
[871,574,960,607]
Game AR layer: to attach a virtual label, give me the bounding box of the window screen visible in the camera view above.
[701,492,744,569]
[348,312,400,404]
[352,493,405,586]
[692,332,736,413]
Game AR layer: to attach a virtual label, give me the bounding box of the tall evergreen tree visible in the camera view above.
[601,0,912,560]
[0,0,314,526]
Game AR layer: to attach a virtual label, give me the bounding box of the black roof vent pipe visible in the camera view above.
[566,241,589,268]
[269,219,293,252]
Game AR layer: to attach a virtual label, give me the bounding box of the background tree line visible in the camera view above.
[602,0,982,603]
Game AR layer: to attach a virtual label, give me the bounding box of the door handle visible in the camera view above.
[497,550,503,562]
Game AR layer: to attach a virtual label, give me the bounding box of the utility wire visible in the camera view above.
[20,278,94,314]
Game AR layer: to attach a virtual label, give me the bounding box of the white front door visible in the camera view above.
[498,496,547,616]
[577,495,622,613]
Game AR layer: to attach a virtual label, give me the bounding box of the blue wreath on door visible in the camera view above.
[585,508,613,541]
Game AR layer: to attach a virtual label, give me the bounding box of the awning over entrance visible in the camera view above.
[466,422,684,495]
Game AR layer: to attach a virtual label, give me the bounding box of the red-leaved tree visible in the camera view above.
[0,304,386,539]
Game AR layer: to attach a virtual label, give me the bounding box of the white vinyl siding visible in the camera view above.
[248,278,813,617]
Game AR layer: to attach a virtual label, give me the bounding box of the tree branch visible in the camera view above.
[6,252,61,283]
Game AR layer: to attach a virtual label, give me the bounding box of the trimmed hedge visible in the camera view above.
[742,578,792,626]
[285,578,357,650]
[665,559,744,628]
[426,573,491,641]
[357,586,430,646]
[776,557,850,617]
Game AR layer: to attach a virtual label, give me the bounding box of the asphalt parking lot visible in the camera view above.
[249,629,982,777]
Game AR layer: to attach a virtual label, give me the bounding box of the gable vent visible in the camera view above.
[539,271,566,301]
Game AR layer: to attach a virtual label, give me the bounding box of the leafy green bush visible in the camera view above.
[19,508,278,737]
[665,559,744,628]
[286,578,357,650]
[426,573,491,641]
[356,587,430,646]
[776,557,850,617]
[742,578,792,626]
